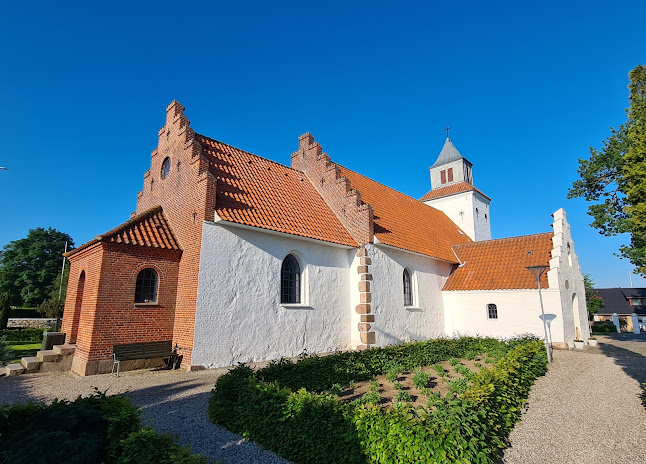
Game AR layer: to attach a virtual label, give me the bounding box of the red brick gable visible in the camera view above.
[443,232,553,291]
[197,134,357,247]
[420,182,491,201]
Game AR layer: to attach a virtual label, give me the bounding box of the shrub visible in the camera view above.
[329,383,343,395]
[448,357,460,366]
[0,328,44,342]
[393,382,404,391]
[385,371,397,382]
[352,390,381,407]
[0,392,212,464]
[432,364,446,377]
[209,336,547,464]
[454,364,474,380]
[448,377,468,394]
[394,390,413,403]
[116,428,211,464]
[412,370,431,388]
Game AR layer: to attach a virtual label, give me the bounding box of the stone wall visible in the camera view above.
[8,318,56,329]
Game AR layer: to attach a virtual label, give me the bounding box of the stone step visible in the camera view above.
[21,357,41,371]
[5,363,25,376]
[36,350,59,362]
[53,344,76,356]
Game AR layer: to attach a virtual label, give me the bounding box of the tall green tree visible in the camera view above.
[0,228,74,307]
[583,274,603,317]
[568,65,646,275]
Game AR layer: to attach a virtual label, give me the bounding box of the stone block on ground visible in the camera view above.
[53,344,76,355]
[5,363,25,376]
[37,350,59,362]
[21,357,41,371]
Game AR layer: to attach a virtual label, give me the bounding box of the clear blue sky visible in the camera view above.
[1,1,644,288]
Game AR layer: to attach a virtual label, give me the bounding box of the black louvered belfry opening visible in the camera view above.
[281,254,301,304]
[135,268,158,303]
[403,269,412,306]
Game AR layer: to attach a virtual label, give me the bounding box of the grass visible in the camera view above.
[7,341,41,363]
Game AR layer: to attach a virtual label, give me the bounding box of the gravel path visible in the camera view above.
[503,334,646,464]
[2,335,645,463]
[0,364,291,464]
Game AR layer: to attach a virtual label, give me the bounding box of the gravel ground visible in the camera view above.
[2,335,645,463]
[503,333,646,464]
[0,364,292,464]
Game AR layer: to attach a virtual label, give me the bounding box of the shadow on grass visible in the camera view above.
[7,341,40,363]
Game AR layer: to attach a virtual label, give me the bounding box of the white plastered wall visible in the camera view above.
[423,191,491,242]
[443,289,566,343]
[549,208,590,345]
[367,244,453,346]
[192,222,354,369]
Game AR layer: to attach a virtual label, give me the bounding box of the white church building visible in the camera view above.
[62,101,589,375]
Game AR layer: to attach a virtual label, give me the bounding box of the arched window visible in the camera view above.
[403,269,413,306]
[487,303,498,319]
[281,254,301,304]
[135,268,158,303]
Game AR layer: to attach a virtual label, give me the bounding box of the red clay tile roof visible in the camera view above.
[420,182,491,201]
[443,232,554,291]
[337,166,472,262]
[197,134,357,247]
[66,206,181,257]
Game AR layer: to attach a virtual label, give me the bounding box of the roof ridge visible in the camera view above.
[337,164,425,204]
[451,231,553,248]
[196,132,305,174]
[95,205,163,241]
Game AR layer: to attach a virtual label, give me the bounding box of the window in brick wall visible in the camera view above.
[487,303,498,319]
[161,157,171,179]
[281,254,301,304]
[135,268,158,303]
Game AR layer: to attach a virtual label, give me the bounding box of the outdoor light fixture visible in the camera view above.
[526,265,552,363]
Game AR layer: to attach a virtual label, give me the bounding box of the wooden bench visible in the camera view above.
[111,340,175,376]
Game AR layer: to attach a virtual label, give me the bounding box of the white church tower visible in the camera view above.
[421,137,492,241]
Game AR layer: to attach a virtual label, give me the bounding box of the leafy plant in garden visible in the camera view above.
[394,390,413,403]
[412,369,431,388]
[432,364,446,377]
[385,371,398,383]
[329,383,343,396]
[454,365,474,380]
[448,357,460,366]
[393,382,404,391]
[448,378,468,394]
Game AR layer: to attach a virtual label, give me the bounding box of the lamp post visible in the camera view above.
[526,265,552,363]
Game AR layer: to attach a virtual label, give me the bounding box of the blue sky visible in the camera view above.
[0,1,644,288]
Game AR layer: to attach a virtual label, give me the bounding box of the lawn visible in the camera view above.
[7,341,41,363]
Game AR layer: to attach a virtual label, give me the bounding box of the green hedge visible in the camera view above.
[0,328,45,342]
[591,325,616,333]
[0,392,213,464]
[208,337,547,464]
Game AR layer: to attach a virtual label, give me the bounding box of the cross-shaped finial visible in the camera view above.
[443,126,451,140]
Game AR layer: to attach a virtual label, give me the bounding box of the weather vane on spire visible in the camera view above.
[443,126,451,140]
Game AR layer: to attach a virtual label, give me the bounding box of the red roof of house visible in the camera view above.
[198,134,357,247]
[338,166,472,262]
[443,232,554,291]
[66,206,181,257]
[420,182,491,201]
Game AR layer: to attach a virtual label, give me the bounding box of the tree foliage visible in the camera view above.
[0,228,74,307]
[568,65,646,275]
[583,274,603,316]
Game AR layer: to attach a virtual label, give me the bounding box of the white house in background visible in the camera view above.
[62,101,589,375]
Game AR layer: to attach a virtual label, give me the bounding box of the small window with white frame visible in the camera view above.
[487,303,498,319]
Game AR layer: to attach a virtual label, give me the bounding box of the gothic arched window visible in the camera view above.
[281,254,301,304]
[403,268,413,306]
[135,268,158,303]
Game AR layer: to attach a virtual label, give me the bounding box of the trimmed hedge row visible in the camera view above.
[0,392,213,464]
[208,337,547,464]
[0,328,45,341]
